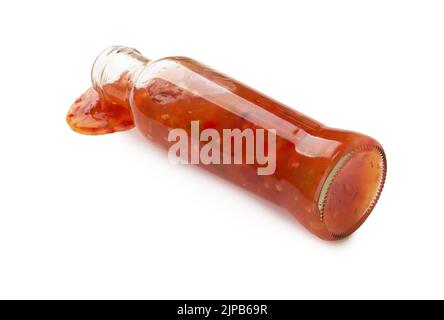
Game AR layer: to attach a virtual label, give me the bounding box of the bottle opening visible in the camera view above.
[318,145,387,238]
[91,46,149,106]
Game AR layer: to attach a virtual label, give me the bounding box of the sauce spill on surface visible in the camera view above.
[66,84,134,135]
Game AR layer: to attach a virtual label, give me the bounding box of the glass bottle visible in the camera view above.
[80,46,387,240]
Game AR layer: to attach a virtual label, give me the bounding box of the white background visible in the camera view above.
[0,0,443,299]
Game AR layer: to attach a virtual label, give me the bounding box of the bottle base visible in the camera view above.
[318,144,387,239]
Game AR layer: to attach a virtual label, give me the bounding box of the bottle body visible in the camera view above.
[90,46,386,240]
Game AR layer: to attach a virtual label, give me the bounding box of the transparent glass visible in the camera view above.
[89,46,387,240]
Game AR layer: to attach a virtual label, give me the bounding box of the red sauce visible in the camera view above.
[67,51,386,240]
[66,73,134,135]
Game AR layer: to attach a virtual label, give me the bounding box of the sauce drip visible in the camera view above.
[66,80,134,135]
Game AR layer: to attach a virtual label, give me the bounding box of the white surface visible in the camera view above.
[0,0,443,299]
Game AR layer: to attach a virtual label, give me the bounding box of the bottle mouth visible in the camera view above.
[318,144,387,239]
[91,46,148,90]
[90,46,149,107]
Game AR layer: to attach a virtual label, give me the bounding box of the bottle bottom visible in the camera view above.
[318,145,387,239]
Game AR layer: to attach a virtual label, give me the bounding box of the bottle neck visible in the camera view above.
[91,46,150,107]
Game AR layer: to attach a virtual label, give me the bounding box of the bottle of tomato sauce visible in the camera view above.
[67,46,387,240]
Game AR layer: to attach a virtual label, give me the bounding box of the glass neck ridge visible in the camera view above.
[91,46,150,107]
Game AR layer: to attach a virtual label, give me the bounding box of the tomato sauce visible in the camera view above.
[67,47,386,240]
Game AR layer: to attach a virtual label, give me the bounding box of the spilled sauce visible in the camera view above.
[66,75,134,135]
